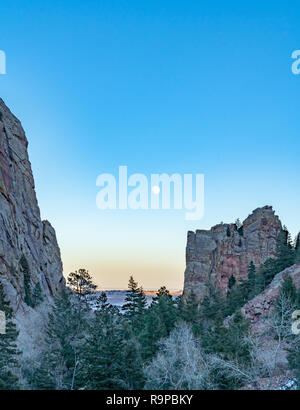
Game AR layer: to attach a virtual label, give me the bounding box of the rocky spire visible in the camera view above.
[183,206,282,302]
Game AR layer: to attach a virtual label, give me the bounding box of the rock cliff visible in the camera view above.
[240,263,300,390]
[0,98,65,357]
[183,206,282,301]
[242,262,300,325]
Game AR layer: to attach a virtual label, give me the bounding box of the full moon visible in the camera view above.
[152,185,160,195]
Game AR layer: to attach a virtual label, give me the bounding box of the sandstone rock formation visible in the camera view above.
[0,98,65,357]
[183,206,282,301]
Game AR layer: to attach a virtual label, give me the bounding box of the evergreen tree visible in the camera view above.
[247,261,256,296]
[275,276,298,308]
[201,310,251,389]
[120,322,145,389]
[254,229,296,296]
[151,286,177,334]
[31,290,83,390]
[20,255,33,307]
[226,226,231,237]
[180,291,202,334]
[79,294,127,389]
[226,283,246,316]
[255,258,277,294]
[228,275,236,290]
[67,268,97,332]
[200,284,225,324]
[68,269,97,302]
[276,230,295,273]
[122,276,147,333]
[140,287,177,360]
[295,233,300,263]
[248,261,256,282]
[32,282,44,307]
[140,308,163,360]
[225,312,251,365]
[0,282,20,390]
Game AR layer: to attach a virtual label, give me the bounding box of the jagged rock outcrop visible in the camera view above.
[242,263,300,325]
[0,98,65,357]
[183,206,282,301]
[240,263,300,390]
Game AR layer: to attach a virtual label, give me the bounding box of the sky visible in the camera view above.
[0,1,300,290]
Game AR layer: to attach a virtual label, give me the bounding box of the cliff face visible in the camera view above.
[183,206,282,301]
[0,98,65,357]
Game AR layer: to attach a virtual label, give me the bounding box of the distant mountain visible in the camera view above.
[88,289,182,309]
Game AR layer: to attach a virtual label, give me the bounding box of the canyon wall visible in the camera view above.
[183,206,282,301]
[0,98,65,357]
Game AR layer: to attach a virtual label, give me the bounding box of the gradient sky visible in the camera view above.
[1,1,300,290]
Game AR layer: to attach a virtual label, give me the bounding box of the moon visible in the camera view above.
[152,185,160,195]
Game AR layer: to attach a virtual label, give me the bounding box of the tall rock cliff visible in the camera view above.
[184,206,282,302]
[0,98,65,357]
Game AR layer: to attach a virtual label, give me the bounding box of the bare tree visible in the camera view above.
[144,322,255,390]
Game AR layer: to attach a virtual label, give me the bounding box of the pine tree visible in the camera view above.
[0,282,20,390]
[95,291,110,310]
[295,233,300,263]
[32,282,44,307]
[275,276,298,308]
[31,290,83,390]
[228,275,236,290]
[151,286,177,334]
[140,287,177,360]
[120,322,145,389]
[254,230,296,296]
[276,230,295,273]
[225,282,246,316]
[67,268,97,333]
[140,308,163,360]
[246,261,256,300]
[225,312,251,364]
[200,284,225,323]
[68,269,97,301]
[255,258,277,294]
[79,294,126,389]
[180,290,201,334]
[200,310,251,389]
[20,255,34,307]
[122,276,147,333]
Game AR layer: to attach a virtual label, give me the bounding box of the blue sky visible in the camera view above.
[1,1,300,289]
